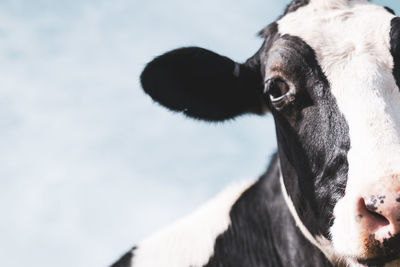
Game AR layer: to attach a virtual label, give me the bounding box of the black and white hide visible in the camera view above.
[112,1,400,266]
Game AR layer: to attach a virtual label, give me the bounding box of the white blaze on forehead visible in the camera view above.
[278,1,399,178]
[277,0,400,262]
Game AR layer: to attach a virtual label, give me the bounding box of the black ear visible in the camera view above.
[140,47,265,121]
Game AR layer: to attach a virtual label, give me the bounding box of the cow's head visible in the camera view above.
[140,0,400,266]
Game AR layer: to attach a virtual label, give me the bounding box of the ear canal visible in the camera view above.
[140,47,265,122]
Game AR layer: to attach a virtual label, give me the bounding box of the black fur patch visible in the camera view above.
[283,0,310,16]
[384,6,396,15]
[260,33,350,238]
[203,154,332,267]
[110,247,136,267]
[390,18,400,91]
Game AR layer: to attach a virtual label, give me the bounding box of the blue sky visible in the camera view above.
[0,1,399,267]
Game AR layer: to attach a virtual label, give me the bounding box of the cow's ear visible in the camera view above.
[140,47,266,121]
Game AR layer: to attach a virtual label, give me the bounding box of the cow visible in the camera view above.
[111,0,400,266]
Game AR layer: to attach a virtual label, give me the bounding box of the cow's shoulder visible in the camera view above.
[131,181,254,267]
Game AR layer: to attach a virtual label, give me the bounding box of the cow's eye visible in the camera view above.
[264,77,294,110]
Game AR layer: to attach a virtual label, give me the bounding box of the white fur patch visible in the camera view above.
[131,181,253,267]
[277,0,400,264]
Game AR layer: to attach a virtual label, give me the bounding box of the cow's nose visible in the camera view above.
[356,193,400,240]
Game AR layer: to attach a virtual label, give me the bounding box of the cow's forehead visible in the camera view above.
[277,0,395,77]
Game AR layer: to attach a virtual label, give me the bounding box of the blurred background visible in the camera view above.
[0,0,398,266]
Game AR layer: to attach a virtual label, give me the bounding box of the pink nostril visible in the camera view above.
[356,197,392,238]
[360,198,390,226]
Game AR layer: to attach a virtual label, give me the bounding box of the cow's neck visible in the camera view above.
[203,153,332,267]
